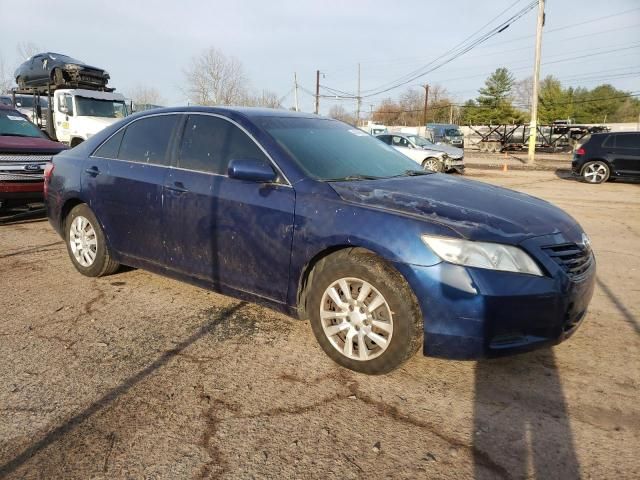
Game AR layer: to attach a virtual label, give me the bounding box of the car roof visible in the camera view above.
[134,105,321,120]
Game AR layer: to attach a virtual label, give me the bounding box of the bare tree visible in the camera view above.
[0,53,13,94]
[183,47,248,106]
[16,41,40,61]
[328,104,356,125]
[513,76,533,112]
[244,89,281,108]
[128,84,165,108]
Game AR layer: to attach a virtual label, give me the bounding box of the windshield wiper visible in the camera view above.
[1,133,33,137]
[324,174,383,182]
[388,169,434,178]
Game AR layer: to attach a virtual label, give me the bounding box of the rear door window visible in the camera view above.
[117,115,179,165]
[616,134,640,149]
[177,114,268,175]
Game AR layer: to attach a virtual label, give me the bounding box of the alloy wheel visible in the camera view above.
[583,163,608,183]
[423,158,441,172]
[69,215,98,267]
[320,277,393,361]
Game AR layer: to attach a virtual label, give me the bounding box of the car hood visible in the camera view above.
[73,116,118,135]
[423,143,463,157]
[329,174,581,243]
[0,135,66,154]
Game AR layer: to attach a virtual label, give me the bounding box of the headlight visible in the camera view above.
[422,235,543,276]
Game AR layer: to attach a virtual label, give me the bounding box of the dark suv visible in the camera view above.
[572,132,640,184]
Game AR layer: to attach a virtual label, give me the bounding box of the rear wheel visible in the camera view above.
[65,204,119,277]
[53,68,65,86]
[581,161,610,184]
[423,157,444,172]
[307,249,422,374]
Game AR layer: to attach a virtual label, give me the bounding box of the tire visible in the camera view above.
[307,249,423,374]
[65,204,119,277]
[53,68,65,86]
[422,157,444,173]
[581,161,610,184]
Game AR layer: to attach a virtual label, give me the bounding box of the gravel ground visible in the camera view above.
[0,169,638,479]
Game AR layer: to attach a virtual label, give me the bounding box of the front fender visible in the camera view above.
[286,191,456,307]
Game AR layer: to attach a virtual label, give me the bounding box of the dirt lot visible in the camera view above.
[1,169,638,479]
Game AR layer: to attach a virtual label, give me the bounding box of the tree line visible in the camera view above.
[369,67,639,126]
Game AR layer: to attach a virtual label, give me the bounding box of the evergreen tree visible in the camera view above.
[474,68,524,124]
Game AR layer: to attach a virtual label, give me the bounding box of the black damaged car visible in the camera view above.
[14,52,110,89]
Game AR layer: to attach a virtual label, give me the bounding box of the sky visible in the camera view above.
[1,0,638,115]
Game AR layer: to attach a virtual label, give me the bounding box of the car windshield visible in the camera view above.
[445,128,462,137]
[48,53,82,63]
[0,111,44,138]
[406,134,434,147]
[257,117,426,181]
[14,96,49,109]
[75,97,126,118]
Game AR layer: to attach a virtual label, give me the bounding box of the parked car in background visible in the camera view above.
[376,132,464,172]
[14,52,110,89]
[47,107,595,374]
[426,123,465,149]
[572,131,640,183]
[0,96,12,107]
[0,105,66,210]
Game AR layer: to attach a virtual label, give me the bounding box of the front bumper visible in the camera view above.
[394,235,595,359]
[0,180,43,200]
[444,157,465,173]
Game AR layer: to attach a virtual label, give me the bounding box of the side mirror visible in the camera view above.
[59,106,68,114]
[228,158,277,183]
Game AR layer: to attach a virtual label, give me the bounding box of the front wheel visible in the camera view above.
[307,249,423,374]
[65,204,119,277]
[423,157,444,172]
[581,161,610,184]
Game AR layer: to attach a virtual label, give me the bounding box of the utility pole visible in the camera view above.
[293,72,299,112]
[449,104,453,124]
[315,70,320,114]
[356,63,361,126]
[421,84,429,126]
[527,0,545,164]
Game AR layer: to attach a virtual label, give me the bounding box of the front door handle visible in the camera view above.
[85,166,100,176]
[165,181,188,193]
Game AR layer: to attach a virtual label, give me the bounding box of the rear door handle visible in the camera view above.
[85,166,100,176]
[165,181,188,193]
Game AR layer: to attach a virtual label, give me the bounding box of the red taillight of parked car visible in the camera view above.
[575,147,585,156]
[43,162,55,197]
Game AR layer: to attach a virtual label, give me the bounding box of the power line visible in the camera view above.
[357,0,540,98]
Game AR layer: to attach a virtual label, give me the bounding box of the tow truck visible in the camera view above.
[10,84,127,147]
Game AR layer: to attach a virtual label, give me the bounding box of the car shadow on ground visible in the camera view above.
[0,301,247,477]
[554,168,640,185]
[473,349,580,479]
[0,204,47,225]
[597,276,639,336]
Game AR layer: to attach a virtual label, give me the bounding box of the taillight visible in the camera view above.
[575,147,585,156]
[44,162,55,197]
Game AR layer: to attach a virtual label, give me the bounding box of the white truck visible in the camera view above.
[12,87,127,147]
[47,88,127,146]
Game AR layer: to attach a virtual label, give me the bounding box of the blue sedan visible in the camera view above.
[45,107,596,374]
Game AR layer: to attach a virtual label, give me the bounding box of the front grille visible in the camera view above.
[0,172,43,181]
[542,243,593,279]
[0,154,53,163]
